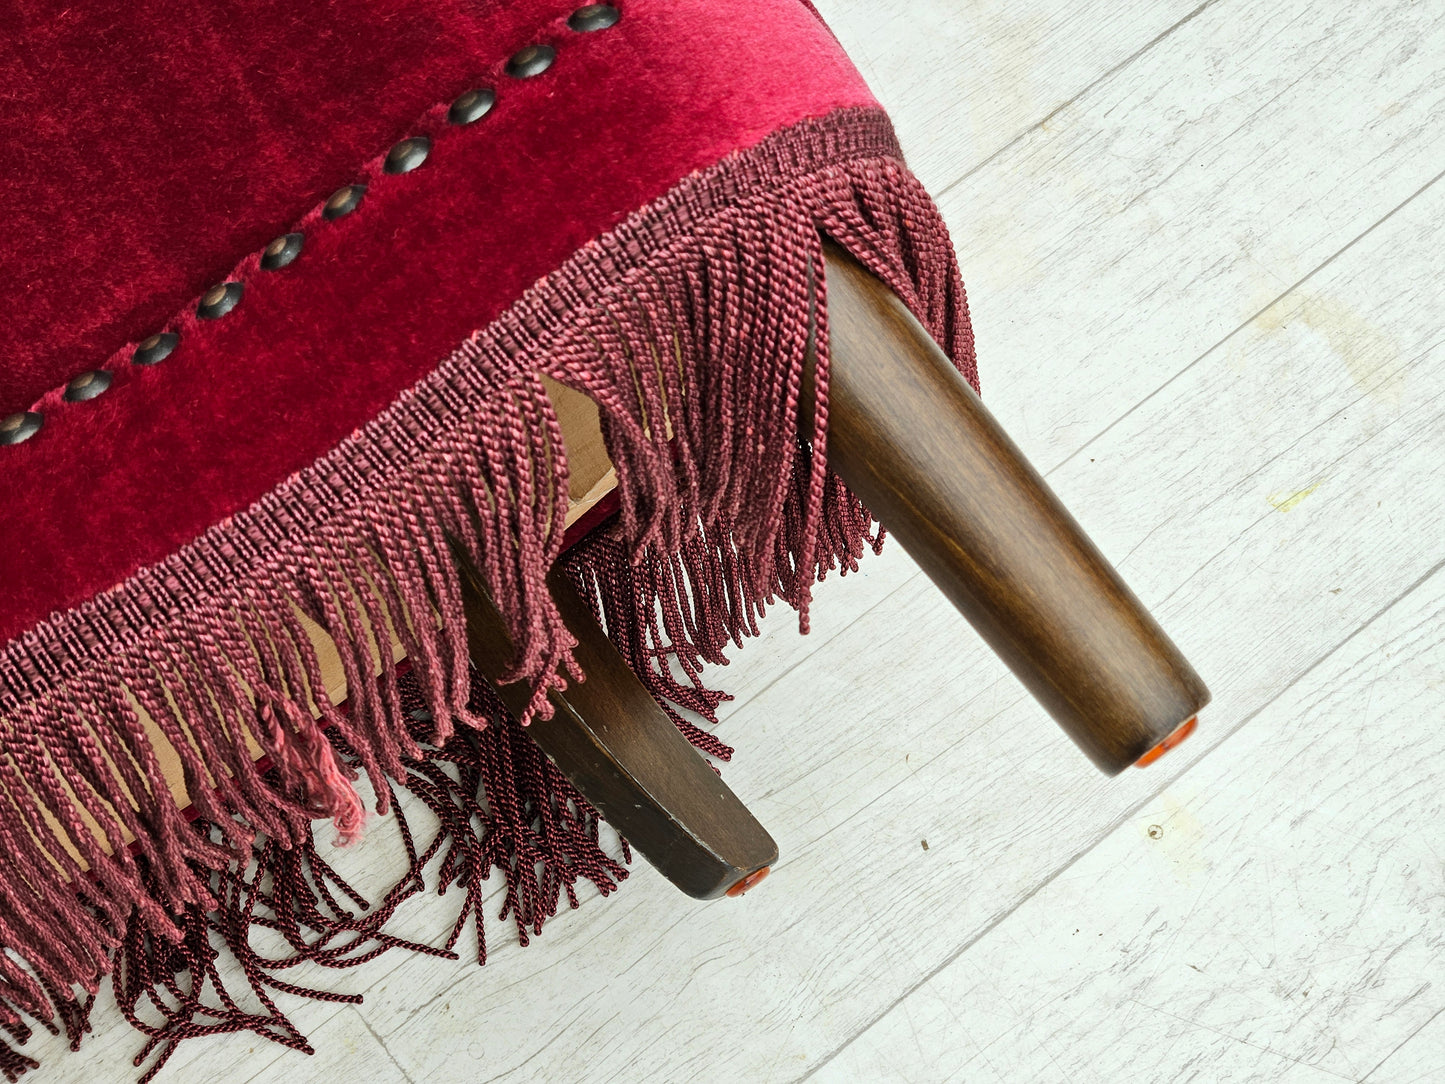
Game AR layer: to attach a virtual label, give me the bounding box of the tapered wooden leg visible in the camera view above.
[819,243,1210,774]
[457,559,777,899]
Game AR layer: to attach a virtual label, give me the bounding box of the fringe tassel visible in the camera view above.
[13,671,631,1084]
[0,113,975,1078]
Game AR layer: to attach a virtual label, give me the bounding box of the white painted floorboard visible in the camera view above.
[815,563,1445,1083]
[31,1,1444,1080]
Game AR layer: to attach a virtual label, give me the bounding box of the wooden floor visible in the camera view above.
[41,0,1444,1080]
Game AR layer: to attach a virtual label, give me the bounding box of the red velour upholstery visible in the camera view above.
[0,0,872,644]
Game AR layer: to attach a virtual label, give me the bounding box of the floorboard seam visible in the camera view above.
[1052,163,1445,475]
[1359,1005,1445,1082]
[935,0,1223,200]
[359,1013,418,1084]
[798,556,1445,1082]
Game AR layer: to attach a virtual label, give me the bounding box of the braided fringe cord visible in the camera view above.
[0,132,974,1079]
[106,672,625,1084]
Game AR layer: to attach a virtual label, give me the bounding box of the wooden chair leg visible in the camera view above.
[818,242,1211,774]
[457,559,778,899]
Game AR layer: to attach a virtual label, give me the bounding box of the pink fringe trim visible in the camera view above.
[0,106,975,1079]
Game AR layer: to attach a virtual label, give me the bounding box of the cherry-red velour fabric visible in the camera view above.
[0,0,872,644]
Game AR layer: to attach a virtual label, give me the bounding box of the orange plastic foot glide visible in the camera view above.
[1134,716,1198,768]
[726,867,770,897]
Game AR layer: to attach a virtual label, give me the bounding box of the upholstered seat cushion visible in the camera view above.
[1,0,875,641]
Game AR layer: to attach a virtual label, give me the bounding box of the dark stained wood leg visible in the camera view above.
[818,243,1211,775]
[457,559,777,899]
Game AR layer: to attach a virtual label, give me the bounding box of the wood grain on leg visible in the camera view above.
[458,559,777,900]
[819,243,1210,774]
